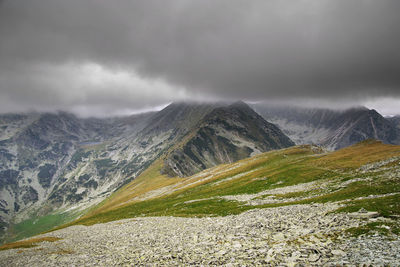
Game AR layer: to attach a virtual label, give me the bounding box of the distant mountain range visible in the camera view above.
[0,101,399,243]
[252,104,400,150]
[388,116,400,130]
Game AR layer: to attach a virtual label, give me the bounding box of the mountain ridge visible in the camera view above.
[161,102,294,177]
[0,101,293,243]
[1,101,399,244]
[252,104,400,150]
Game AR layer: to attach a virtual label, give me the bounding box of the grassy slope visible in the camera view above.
[4,140,399,245]
[68,140,400,227]
[4,212,76,244]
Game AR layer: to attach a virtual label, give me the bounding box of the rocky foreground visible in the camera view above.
[1,203,399,266]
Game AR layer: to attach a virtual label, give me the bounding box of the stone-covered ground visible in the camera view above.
[1,203,399,266]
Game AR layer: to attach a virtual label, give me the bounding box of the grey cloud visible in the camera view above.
[0,0,400,116]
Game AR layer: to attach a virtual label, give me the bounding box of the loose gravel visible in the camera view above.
[1,203,399,266]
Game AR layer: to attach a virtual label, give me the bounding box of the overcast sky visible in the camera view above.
[1,0,399,117]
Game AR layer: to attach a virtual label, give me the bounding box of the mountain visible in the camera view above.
[0,110,176,242]
[252,104,400,150]
[0,102,294,243]
[161,102,294,177]
[388,116,400,130]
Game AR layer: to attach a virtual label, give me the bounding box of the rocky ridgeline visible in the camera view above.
[252,104,400,150]
[0,102,296,242]
[1,204,399,266]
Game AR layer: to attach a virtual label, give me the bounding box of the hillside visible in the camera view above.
[72,140,400,223]
[1,140,399,265]
[0,102,294,244]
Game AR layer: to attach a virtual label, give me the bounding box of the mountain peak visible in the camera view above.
[253,103,399,150]
[229,100,249,108]
[161,102,294,177]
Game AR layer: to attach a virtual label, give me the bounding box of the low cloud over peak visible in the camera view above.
[1,0,400,116]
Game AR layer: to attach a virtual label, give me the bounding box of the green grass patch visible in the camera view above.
[335,194,400,218]
[72,197,250,226]
[346,221,400,237]
[306,181,400,205]
[253,182,400,211]
[3,212,77,244]
[272,188,326,199]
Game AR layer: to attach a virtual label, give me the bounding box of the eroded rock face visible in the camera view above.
[0,111,160,241]
[162,102,294,177]
[1,204,399,266]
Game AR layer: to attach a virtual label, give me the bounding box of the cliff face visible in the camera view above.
[162,102,294,177]
[0,111,161,242]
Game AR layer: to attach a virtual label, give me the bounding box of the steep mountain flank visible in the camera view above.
[162,102,294,177]
[0,102,242,243]
[324,109,398,149]
[0,111,159,242]
[139,102,219,137]
[388,116,400,130]
[253,105,400,150]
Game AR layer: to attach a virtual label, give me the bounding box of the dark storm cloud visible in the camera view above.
[0,0,400,115]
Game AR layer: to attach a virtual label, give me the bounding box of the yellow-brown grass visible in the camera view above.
[314,140,400,169]
[49,248,74,255]
[0,236,61,251]
[94,142,400,216]
[89,145,311,216]
[86,159,182,215]
[60,141,400,228]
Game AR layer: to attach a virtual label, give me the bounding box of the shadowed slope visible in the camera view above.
[161,102,294,177]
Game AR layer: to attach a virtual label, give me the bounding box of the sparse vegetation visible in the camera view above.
[346,221,400,237]
[0,237,61,251]
[4,212,77,244]
[336,194,400,218]
[65,141,400,227]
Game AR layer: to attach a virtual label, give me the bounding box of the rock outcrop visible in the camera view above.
[161,102,294,177]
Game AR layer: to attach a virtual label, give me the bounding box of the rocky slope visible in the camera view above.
[252,104,400,150]
[1,140,400,266]
[162,102,294,177]
[388,116,400,130]
[2,204,399,266]
[0,111,160,242]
